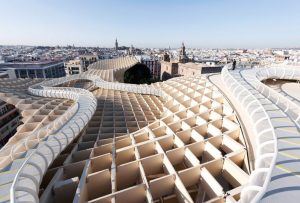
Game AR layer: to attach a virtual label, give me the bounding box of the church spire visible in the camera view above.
[181,42,186,55]
[179,41,188,63]
[115,38,118,50]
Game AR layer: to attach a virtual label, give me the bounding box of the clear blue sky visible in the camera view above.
[0,0,300,48]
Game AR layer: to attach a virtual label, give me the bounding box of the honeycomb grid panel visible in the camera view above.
[37,76,249,203]
[0,78,74,168]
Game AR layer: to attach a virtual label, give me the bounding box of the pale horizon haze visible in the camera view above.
[0,0,300,49]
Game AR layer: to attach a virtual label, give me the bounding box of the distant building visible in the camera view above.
[65,59,85,75]
[160,50,223,80]
[115,38,119,50]
[0,61,66,79]
[196,59,220,66]
[0,100,20,147]
[141,58,161,79]
[177,63,203,76]
[178,42,189,63]
[65,54,98,75]
[0,69,14,78]
[127,45,142,56]
[129,45,134,55]
[275,54,289,63]
[163,52,170,62]
[0,55,4,64]
[79,55,98,69]
[160,43,190,80]
[160,53,179,80]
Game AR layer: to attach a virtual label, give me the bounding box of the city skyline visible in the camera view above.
[1,1,300,202]
[1,0,300,48]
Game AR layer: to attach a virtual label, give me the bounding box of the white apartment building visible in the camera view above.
[65,59,86,75]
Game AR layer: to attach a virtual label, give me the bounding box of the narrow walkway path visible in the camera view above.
[232,68,300,202]
[267,81,300,107]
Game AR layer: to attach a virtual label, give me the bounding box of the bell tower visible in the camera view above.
[115,38,118,50]
[179,42,188,63]
[181,42,186,56]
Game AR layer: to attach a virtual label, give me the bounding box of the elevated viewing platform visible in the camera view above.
[0,57,299,203]
[211,64,300,202]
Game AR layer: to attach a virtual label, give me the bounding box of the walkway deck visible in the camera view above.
[219,67,300,203]
[267,81,300,107]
